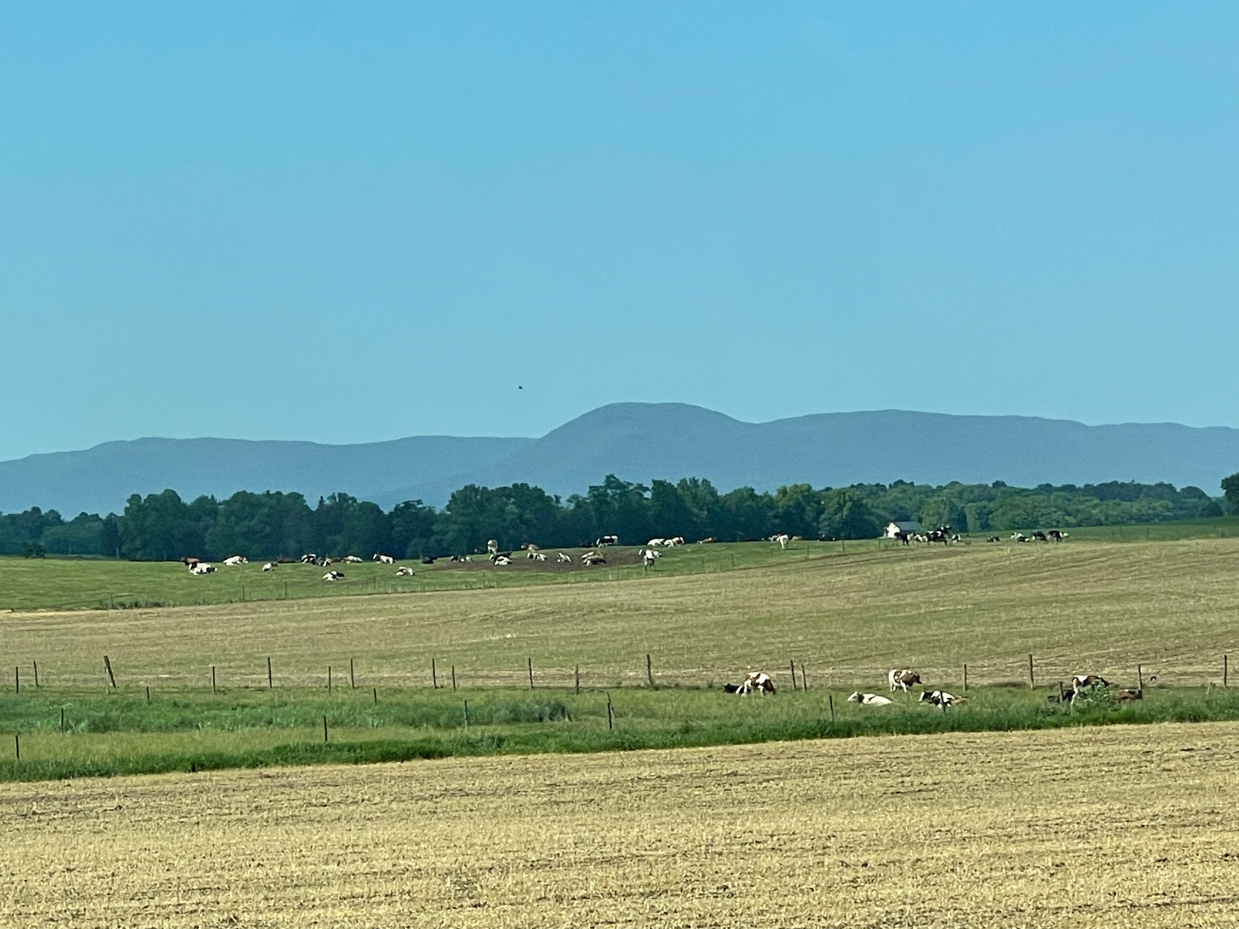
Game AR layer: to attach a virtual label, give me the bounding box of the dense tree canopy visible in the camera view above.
[0,473,1230,560]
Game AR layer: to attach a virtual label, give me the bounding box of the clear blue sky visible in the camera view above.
[2,2,1236,461]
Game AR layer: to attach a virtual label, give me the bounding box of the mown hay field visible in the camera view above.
[3,537,1238,691]
[1,721,1237,928]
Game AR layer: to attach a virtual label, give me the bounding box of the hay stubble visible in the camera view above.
[2,722,1237,928]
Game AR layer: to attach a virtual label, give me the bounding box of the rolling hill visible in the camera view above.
[2,403,1237,515]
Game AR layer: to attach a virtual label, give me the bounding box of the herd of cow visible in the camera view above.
[999,530,1068,543]
[721,667,1138,709]
[181,552,419,582]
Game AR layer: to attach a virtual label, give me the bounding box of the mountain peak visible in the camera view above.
[1,405,1235,515]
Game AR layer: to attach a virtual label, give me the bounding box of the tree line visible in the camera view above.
[1,471,1235,561]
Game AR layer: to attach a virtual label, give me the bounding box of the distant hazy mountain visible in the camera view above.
[0,436,531,516]
[3,403,1237,515]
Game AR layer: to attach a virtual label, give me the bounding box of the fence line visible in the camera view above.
[1,652,1234,694]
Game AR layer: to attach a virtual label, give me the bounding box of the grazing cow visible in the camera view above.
[343,555,364,564]
[556,552,572,564]
[262,562,276,572]
[1115,689,1143,701]
[666,536,685,546]
[189,563,215,575]
[595,535,619,547]
[698,537,717,544]
[322,570,345,581]
[846,692,893,706]
[486,539,499,554]
[422,556,436,565]
[1010,532,1027,542]
[888,669,923,693]
[222,555,247,567]
[395,566,415,576]
[493,556,512,566]
[1031,531,1048,542]
[647,538,666,547]
[373,554,395,564]
[772,533,791,549]
[528,551,547,562]
[986,536,1001,543]
[581,553,607,566]
[521,543,540,552]
[640,549,658,567]
[300,554,318,564]
[1048,530,1067,542]
[919,690,963,710]
[181,557,201,569]
[724,672,776,695]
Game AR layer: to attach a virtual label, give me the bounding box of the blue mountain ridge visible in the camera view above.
[2,403,1236,515]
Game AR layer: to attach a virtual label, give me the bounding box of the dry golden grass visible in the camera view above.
[0,721,1236,928]
[4,538,1238,690]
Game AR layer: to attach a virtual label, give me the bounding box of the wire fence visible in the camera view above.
[2,651,1231,694]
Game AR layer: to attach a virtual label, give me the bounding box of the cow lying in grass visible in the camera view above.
[847,692,892,706]
[723,672,776,695]
[919,690,964,710]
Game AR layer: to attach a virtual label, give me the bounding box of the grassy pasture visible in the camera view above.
[0,539,815,612]
[3,535,1237,691]
[4,513,1239,614]
[2,682,1237,783]
[1,721,1237,928]
[1,533,1239,780]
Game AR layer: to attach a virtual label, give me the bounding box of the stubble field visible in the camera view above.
[1,720,1237,928]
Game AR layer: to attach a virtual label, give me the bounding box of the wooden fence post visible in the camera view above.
[211,666,216,695]
[790,660,797,691]
[828,694,835,723]
[323,716,328,743]
[963,664,968,692]
[1225,654,1229,688]
[432,658,438,689]
[350,658,355,689]
[327,666,332,693]
[606,693,614,730]
[103,656,116,690]
[451,665,457,691]
[646,654,654,687]
[14,734,18,761]
[32,661,38,688]
[372,687,377,705]
[575,665,580,695]
[800,664,808,691]
[463,700,470,729]
[267,656,273,690]
[1028,654,1035,687]
[1137,664,1144,692]
[145,685,150,703]
[60,708,65,733]
[13,667,18,695]
[528,657,534,689]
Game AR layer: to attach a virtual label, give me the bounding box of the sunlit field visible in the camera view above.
[2,722,1237,928]
[1,532,1237,780]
